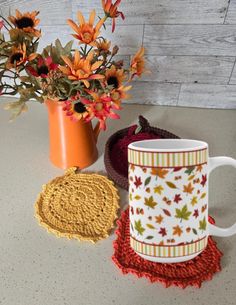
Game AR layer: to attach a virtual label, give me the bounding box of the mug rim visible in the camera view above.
[128,139,208,152]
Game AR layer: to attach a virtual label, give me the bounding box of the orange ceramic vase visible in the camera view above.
[45,99,100,169]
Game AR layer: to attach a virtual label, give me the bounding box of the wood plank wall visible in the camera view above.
[1,0,236,109]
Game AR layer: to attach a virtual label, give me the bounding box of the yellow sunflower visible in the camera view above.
[59,50,104,88]
[8,10,41,37]
[6,43,37,69]
[67,10,105,46]
[105,65,126,89]
[63,100,88,122]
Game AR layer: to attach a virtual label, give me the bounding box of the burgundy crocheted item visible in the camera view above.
[112,209,223,288]
[104,116,180,190]
[110,125,159,177]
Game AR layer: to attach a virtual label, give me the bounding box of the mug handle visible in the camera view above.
[208,157,236,237]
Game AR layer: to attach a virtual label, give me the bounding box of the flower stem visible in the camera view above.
[0,15,13,29]
[84,44,87,56]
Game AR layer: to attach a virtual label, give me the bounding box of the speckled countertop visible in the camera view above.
[0,99,236,305]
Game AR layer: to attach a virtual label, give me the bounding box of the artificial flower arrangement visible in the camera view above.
[0,0,145,130]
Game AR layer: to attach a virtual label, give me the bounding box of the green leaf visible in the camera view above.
[33,41,39,53]
[146,236,154,240]
[134,220,145,235]
[144,176,151,186]
[42,39,73,65]
[175,204,191,221]
[200,193,206,199]
[34,95,44,103]
[166,181,177,189]
[43,48,49,58]
[19,76,31,82]
[192,228,198,235]
[9,28,21,40]
[144,196,157,209]
[135,125,142,134]
[185,166,195,175]
[146,224,155,229]
[64,40,74,53]
[4,100,28,122]
[55,38,63,51]
[199,217,207,231]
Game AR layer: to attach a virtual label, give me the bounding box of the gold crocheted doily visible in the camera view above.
[35,167,119,243]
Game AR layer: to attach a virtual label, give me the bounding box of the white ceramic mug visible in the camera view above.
[128,139,236,263]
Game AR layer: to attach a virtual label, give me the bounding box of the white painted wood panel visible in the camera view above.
[38,26,72,51]
[0,0,235,109]
[0,0,72,26]
[100,25,143,56]
[144,25,236,56]
[178,84,236,109]
[72,0,228,24]
[139,56,235,84]
[225,0,236,24]
[229,61,236,84]
[38,24,142,56]
[127,82,180,106]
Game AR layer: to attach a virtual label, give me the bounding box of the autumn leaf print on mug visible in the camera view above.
[128,139,236,263]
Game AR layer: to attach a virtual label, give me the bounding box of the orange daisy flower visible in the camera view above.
[81,91,120,130]
[130,46,145,78]
[111,85,132,107]
[6,43,37,69]
[105,65,126,89]
[96,39,111,52]
[67,10,105,46]
[59,50,104,88]
[8,10,41,37]
[102,0,125,32]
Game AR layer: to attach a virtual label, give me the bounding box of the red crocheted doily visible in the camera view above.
[112,209,223,288]
[110,125,159,177]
